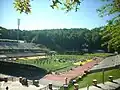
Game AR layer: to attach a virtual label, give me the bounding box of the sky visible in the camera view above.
[0,0,112,30]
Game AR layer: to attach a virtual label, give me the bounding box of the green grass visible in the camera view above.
[16,53,111,73]
[84,53,112,57]
[68,69,120,90]
[16,57,73,72]
[56,53,111,60]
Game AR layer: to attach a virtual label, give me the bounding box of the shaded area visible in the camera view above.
[115,87,120,90]
[113,81,120,86]
[0,61,47,80]
[94,85,105,90]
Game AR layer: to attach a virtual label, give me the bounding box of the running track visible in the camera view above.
[43,59,101,83]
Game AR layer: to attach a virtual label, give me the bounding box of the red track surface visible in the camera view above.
[43,60,100,83]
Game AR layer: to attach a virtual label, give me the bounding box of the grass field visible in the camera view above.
[16,53,111,73]
[67,69,120,90]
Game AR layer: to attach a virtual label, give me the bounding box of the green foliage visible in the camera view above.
[97,0,120,17]
[13,0,82,14]
[0,27,104,53]
[13,0,31,14]
[101,15,120,52]
[13,0,120,15]
[97,0,120,52]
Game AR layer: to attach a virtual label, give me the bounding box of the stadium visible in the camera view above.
[0,0,120,89]
[0,38,120,90]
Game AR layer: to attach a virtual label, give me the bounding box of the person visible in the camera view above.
[114,51,118,55]
[6,86,8,90]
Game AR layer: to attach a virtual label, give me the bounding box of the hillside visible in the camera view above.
[0,26,107,53]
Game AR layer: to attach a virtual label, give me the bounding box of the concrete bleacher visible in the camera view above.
[0,40,47,60]
[0,41,39,50]
[0,74,47,90]
[5,52,46,58]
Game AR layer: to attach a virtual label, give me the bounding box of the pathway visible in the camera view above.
[40,59,101,87]
[91,55,120,71]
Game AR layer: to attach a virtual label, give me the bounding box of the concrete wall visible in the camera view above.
[89,65,120,74]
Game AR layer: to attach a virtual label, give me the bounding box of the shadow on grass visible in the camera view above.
[0,61,47,80]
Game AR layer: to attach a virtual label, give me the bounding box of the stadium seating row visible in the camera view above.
[0,42,39,49]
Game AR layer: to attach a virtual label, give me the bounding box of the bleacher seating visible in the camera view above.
[0,40,49,58]
[0,42,39,50]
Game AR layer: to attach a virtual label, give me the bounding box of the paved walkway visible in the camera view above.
[91,55,120,71]
[79,78,120,90]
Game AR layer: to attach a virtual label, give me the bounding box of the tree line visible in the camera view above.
[0,26,109,53]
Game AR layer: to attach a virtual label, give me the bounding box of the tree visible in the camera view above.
[13,0,120,14]
[13,0,120,52]
[13,0,81,14]
[101,18,120,52]
[97,0,120,52]
[0,26,104,53]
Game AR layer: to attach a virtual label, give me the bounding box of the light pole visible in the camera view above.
[17,19,20,42]
[102,68,105,84]
[17,19,20,53]
[0,33,1,38]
